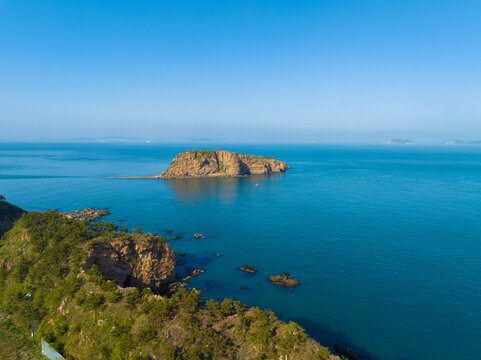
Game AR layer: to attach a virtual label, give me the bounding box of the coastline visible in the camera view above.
[0,202,344,359]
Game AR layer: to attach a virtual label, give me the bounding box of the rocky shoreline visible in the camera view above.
[46,207,110,221]
[0,202,360,359]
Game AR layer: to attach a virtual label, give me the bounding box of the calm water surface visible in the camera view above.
[1,143,480,360]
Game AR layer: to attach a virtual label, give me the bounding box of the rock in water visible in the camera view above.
[82,233,177,294]
[334,344,361,360]
[268,272,300,288]
[239,265,258,274]
[187,267,205,277]
[159,150,289,178]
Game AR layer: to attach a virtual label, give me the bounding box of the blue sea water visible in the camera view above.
[1,142,480,360]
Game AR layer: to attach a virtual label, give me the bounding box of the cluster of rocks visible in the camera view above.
[268,272,300,289]
[238,265,299,289]
[47,207,110,221]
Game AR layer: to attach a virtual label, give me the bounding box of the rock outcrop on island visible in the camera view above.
[159,150,289,178]
[82,232,177,294]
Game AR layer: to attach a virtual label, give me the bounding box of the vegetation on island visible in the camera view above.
[0,211,333,360]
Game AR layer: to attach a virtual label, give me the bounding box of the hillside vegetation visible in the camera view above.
[0,211,334,360]
[0,198,26,237]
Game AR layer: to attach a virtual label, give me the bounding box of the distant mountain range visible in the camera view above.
[96,136,152,143]
[443,139,481,146]
[382,139,413,145]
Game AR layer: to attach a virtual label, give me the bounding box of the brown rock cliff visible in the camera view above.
[82,233,177,294]
[159,150,289,178]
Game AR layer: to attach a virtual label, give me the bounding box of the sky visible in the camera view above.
[1,0,480,143]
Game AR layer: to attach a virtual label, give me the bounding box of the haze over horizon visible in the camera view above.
[1,1,480,143]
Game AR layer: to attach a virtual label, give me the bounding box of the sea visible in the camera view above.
[1,142,480,360]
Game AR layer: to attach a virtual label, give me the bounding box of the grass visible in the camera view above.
[0,309,42,360]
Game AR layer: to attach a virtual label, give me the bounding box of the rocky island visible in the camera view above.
[239,265,258,274]
[269,272,300,288]
[130,150,289,179]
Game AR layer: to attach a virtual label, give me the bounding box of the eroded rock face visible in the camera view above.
[159,150,289,178]
[82,233,177,294]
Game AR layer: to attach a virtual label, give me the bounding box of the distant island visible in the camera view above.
[443,139,481,146]
[382,139,412,145]
[120,150,289,179]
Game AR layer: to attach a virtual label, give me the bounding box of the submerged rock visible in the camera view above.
[187,267,205,277]
[268,272,299,288]
[239,265,258,274]
[334,344,360,360]
[158,150,289,178]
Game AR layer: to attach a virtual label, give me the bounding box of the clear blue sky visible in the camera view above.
[1,0,480,143]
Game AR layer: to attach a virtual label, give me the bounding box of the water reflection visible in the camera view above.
[164,173,285,202]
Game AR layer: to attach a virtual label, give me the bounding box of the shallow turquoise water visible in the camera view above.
[1,143,480,360]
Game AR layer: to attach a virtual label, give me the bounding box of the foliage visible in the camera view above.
[0,310,43,359]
